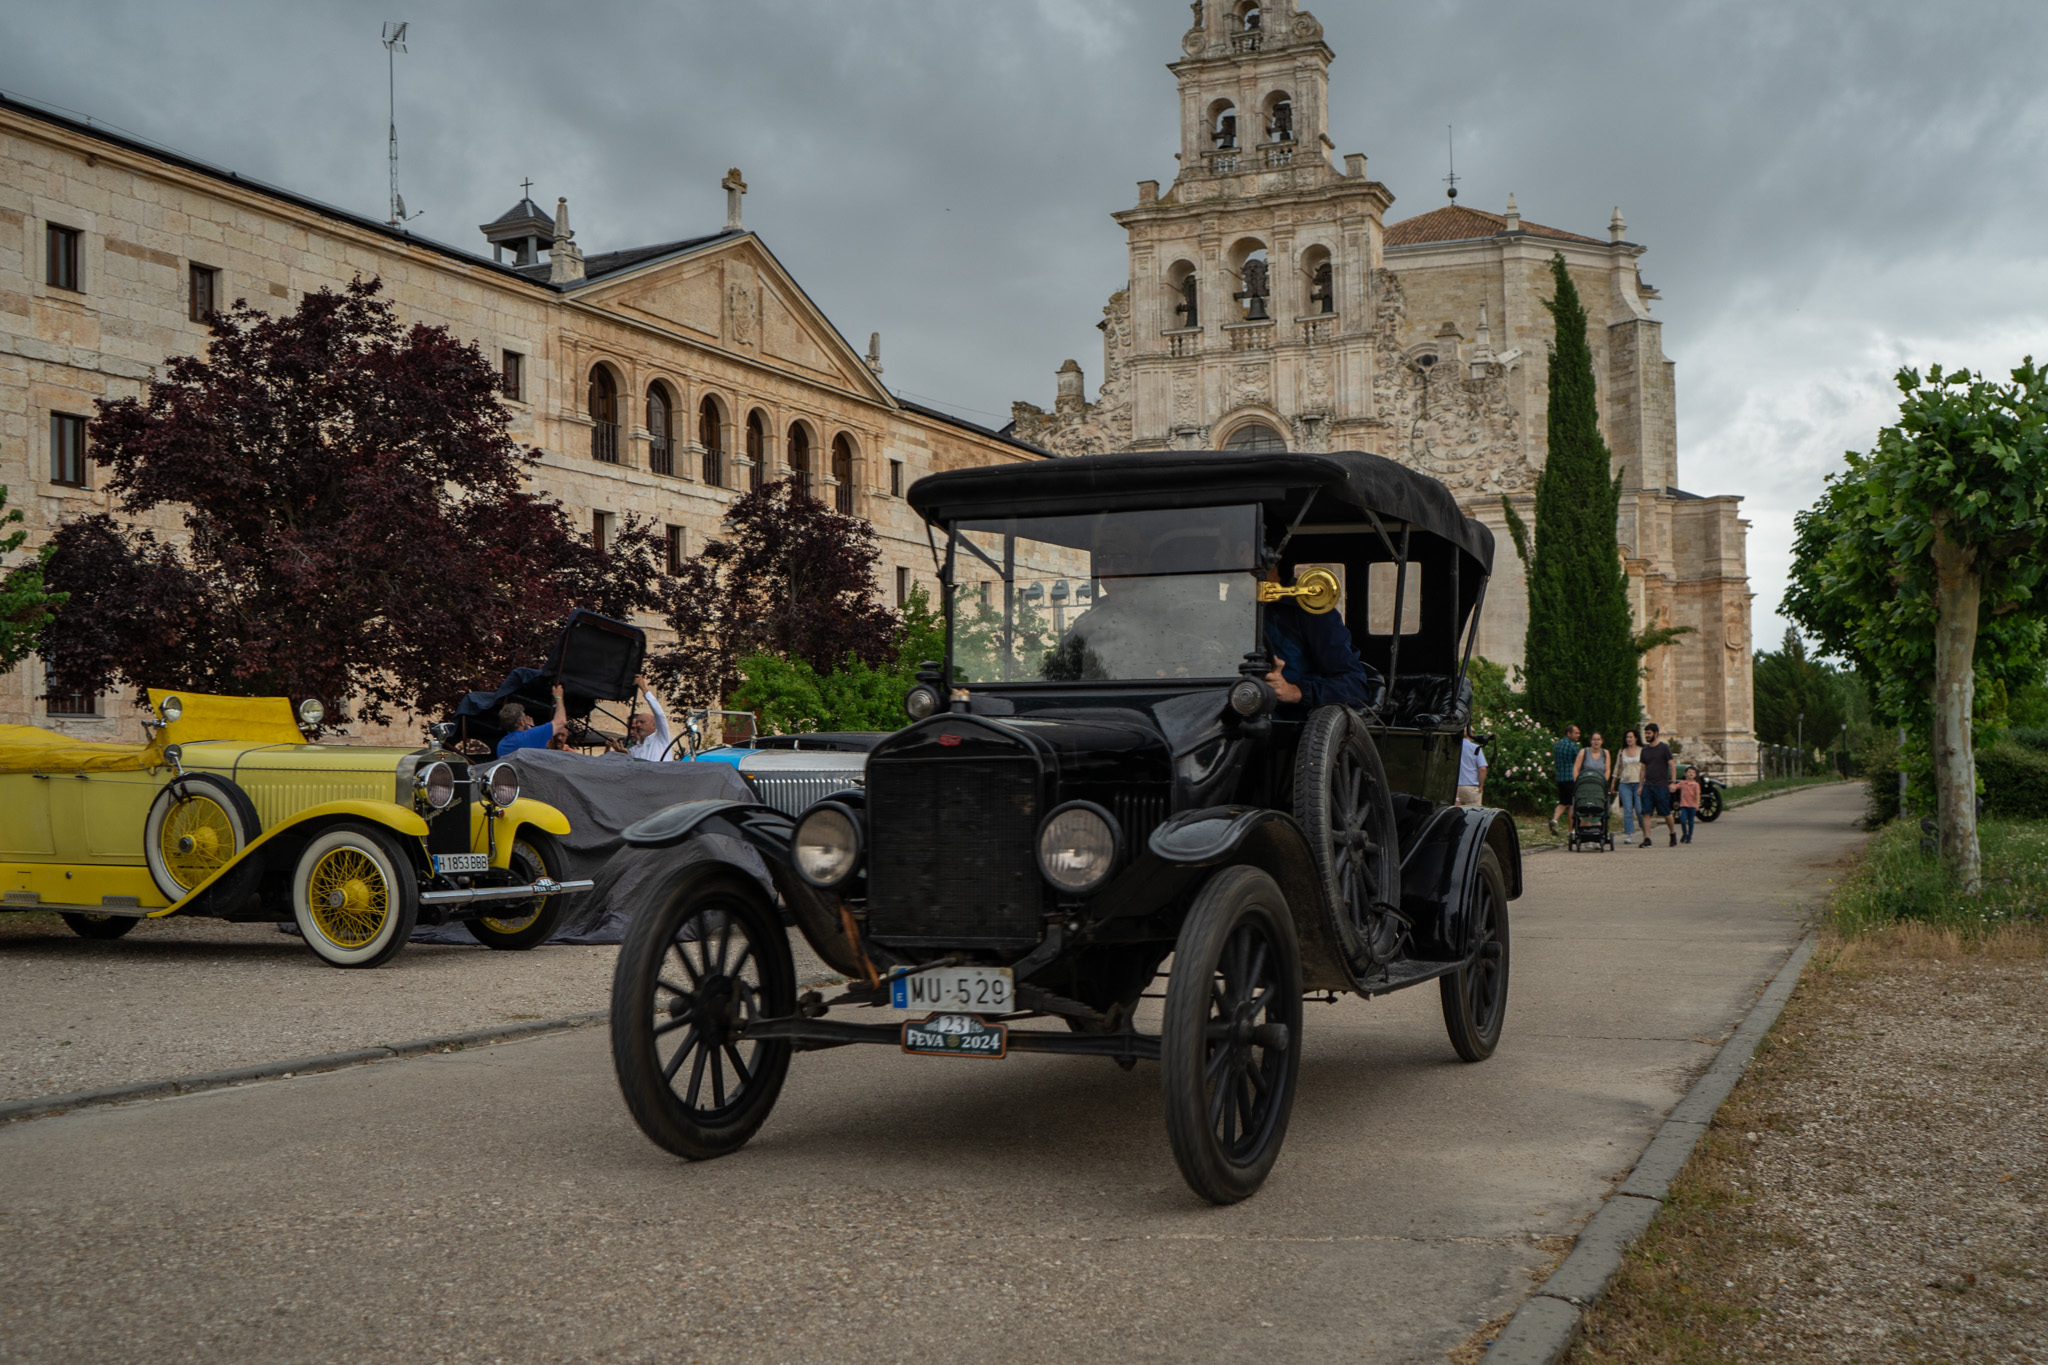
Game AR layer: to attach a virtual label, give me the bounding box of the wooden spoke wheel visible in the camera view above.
[1161,866,1304,1205]
[290,824,419,968]
[1440,847,1511,1062]
[610,871,795,1161]
[1293,705,1403,968]
[1698,786,1724,822]
[142,773,262,911]
[464,830,571,951]
[61,912,139,940]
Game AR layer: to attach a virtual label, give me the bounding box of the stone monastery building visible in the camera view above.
[0,93,1042,739]
[1011,0,1757,777]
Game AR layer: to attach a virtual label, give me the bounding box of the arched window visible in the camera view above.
[698,396,724,486]
[1301,245,1335,315]
[830,434,855,514]
[1264,93,1294,144]
[1208,100,1238,150]
[1167,260,1199,329]
[646,384,673,476]
[1224,422,1286,453]
[1231,242,1271,321]
[588,366,619,464]
[787,422,812,492]
[745,410,767,492]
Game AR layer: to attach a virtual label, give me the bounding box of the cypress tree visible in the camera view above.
[1520,254,1639,745]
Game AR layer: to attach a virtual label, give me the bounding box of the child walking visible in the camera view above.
[1675,765,1702,844]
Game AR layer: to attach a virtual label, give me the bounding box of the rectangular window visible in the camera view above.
[895,566,910,607]
[188,264,218,321]
[1365,560,1421,635]
[666,525,686,574]
[46,225,81,291]
[45,691,100,717]
[593,510,615,555]
[50,413,88,487]
[889,459,904,497]
[501,350,524,402]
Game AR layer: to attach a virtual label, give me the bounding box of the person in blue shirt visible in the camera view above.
[497,685,569,757]
[1549,724,1581,835]
[1261,564,1378,712]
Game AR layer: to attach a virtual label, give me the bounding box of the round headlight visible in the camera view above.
[904,684,941,721]
[159,695,184,723]
[418,760,457,810]
[481,762,520,808]
[1229,676,1274,718]
[1036,801,1120,895]
[793,803,861,888]
[297,697,325,728]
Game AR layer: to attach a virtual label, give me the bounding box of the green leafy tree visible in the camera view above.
[0,484,67,675]
[1752,627,1852,753]
[1785,360,2048,891]
[1517,256,1639,744]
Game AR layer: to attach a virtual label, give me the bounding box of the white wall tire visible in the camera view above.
[291,824,420,968]
[143,774,261,905]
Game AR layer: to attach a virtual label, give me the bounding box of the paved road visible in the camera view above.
[0,785,1867,1364]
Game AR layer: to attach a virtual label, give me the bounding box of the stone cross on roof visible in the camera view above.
[722,168,747,231]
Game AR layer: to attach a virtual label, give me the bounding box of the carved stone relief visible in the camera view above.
[726,277,756,346]
[1229,363,1268,409]
[1369,268,1535,495]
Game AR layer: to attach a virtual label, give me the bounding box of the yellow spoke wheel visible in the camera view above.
[290,825,419,969]
[160,794,237,891]
[464,831,571,951]
[476,839,549,934]
[306,847,391,949]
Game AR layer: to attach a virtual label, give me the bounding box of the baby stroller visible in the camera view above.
[1567,769,1616,852]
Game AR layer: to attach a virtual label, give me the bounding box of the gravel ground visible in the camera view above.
[0,913,837,1103]
[1571,930,2048,1363]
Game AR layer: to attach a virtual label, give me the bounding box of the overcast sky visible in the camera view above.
[5,0,2045,650]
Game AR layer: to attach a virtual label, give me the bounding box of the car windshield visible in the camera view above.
[948,505,1261,684]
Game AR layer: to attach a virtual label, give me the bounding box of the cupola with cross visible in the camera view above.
[479,182,555,267]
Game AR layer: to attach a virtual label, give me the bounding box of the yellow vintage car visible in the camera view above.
[0,690,592,967]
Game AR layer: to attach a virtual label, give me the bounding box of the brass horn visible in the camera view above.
[1256,566,1341,614]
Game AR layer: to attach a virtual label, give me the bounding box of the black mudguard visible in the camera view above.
[1398,805,1523,961]
[622,799,869,980]
[1147,806,1357,993]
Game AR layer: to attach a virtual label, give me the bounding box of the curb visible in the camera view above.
[0,1011,606,1125]
[1479,930,1818,1365]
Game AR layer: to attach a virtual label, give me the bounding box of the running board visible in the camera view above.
[1355,956,1464,999]
[743,1016,1161,1064]
[418,877,594,905]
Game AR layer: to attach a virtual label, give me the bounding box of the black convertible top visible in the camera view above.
[908,450,1493,571]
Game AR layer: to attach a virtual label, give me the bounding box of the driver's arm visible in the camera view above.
[1283,607,1377,709]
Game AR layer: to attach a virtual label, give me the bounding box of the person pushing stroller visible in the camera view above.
[1567,731,1616,852]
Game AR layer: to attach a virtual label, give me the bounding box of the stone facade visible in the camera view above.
[0,95,1041,741]
[1010,0,1757,777]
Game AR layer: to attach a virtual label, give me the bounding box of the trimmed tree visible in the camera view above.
[1785,360,2048,891]
[1518,255,1639,744]
[38,277,593,724]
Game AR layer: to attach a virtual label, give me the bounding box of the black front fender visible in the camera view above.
[620,798,869,981]
[1399,805,1523,961]
[1148,806,1355,993]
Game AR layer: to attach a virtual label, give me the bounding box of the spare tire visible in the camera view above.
[143,773,263,911]
[1292,705,1403,968]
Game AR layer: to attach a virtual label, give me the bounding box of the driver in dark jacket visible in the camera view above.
[1262,566,1379,711]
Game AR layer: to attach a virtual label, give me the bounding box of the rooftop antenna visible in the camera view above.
[382,22,422,226]
[1444,125,1460,202]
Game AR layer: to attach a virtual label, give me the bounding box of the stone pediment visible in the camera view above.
[579,238,888,400]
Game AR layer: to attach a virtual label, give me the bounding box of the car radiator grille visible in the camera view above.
[246,777,393,833]
[744,772,860,818]
[866,756,1042,945]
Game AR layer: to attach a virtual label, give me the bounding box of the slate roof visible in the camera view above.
[482,196,554,231]
[507,231,741,286]
[1384,203,1605,249]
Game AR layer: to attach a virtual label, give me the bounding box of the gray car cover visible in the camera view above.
[411,749,768,946]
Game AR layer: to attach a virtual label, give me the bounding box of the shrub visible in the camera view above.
[1468,658,1560,814]
[1980,742,2048,820]
[2008,725,2048,754]
[1830,818,2048,935]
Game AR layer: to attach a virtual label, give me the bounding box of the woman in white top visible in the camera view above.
[1614,729,1645,838]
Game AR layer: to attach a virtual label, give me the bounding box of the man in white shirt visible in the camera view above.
[624,686,672,761]
[1456,726,1487,807]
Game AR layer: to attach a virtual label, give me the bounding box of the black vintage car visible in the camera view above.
[608,450,1520,1202]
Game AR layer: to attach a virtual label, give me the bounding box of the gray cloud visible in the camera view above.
[5,0,2045,649]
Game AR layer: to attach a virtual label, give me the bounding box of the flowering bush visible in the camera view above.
[1469,657,1564,814]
